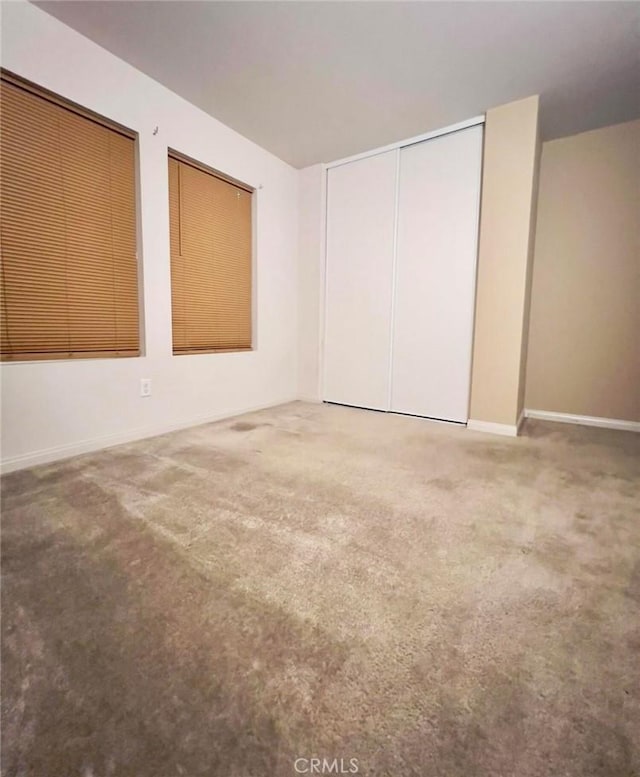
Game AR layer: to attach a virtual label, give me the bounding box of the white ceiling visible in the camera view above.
[34,1,640,169]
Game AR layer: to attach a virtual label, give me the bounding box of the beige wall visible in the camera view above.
[517,125,542,419]
[469,96,540,428]
[525,119,640,422]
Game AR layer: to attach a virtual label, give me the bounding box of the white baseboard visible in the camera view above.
[524,409,640,433]
[467,418,519,437]
[0,396,298,474]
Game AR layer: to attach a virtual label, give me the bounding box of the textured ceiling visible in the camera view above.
[34,1,640,168]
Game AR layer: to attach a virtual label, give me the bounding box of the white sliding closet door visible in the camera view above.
[323,150,397,410]
[391,125,483,422]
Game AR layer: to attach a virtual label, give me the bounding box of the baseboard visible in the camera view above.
[466,419,520,437]
[0,396,298,474]
[524,409,640,433]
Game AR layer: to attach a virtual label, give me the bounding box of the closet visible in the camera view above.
[323,122,483,424]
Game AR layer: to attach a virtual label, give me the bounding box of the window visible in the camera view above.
[0,72,139,361]
[168,152,253,354]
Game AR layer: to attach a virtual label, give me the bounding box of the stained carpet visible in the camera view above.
[2,401,639,776]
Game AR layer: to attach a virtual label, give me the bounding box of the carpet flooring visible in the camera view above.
[2,401,639,777]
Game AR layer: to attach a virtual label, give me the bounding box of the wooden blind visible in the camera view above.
[168,154,252,354]
[0,75,139,361]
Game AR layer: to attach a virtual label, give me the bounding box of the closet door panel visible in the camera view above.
[323,150,397,410]
[391,125,483,422]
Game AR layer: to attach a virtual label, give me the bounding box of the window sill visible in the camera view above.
[172,347,253,356]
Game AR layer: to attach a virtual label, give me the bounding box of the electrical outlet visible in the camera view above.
[140,378,151,397]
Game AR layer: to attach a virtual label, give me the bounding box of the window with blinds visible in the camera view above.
[168,152,253,354]
[0,72,140,361]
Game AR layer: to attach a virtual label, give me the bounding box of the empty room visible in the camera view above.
[1,1,638,775]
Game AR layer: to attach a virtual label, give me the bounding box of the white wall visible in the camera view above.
[297,165,325,401]
[0,2,299,471]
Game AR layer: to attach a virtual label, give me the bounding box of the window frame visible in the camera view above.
[0,69,144,364]
[167,149,256,357]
